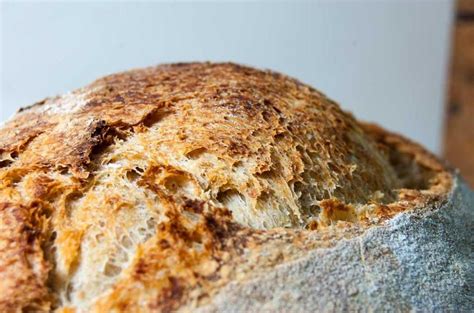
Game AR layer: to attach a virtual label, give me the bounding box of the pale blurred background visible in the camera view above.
[0,1,454,156]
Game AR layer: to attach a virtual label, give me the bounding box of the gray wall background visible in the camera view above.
[0,1,453,154]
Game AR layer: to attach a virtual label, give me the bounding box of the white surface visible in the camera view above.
[0,1,453,153]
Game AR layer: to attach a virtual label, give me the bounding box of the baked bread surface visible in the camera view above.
[0,63,451,312]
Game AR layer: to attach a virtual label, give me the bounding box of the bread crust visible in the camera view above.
[0,63,452,312]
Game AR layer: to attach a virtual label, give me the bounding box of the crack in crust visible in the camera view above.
[0,62,452,312]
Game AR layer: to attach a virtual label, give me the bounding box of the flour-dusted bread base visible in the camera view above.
[195,176,474,312]
[0,63,469,312]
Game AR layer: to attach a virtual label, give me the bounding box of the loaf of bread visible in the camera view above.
[0,63,472,312]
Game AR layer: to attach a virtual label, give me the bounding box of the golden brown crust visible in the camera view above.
[0,62,452,312]
[0,203,52,312]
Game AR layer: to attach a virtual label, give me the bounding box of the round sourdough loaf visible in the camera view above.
[0,63,472,312]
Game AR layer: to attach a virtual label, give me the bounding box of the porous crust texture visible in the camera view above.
[0,63,452,312]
